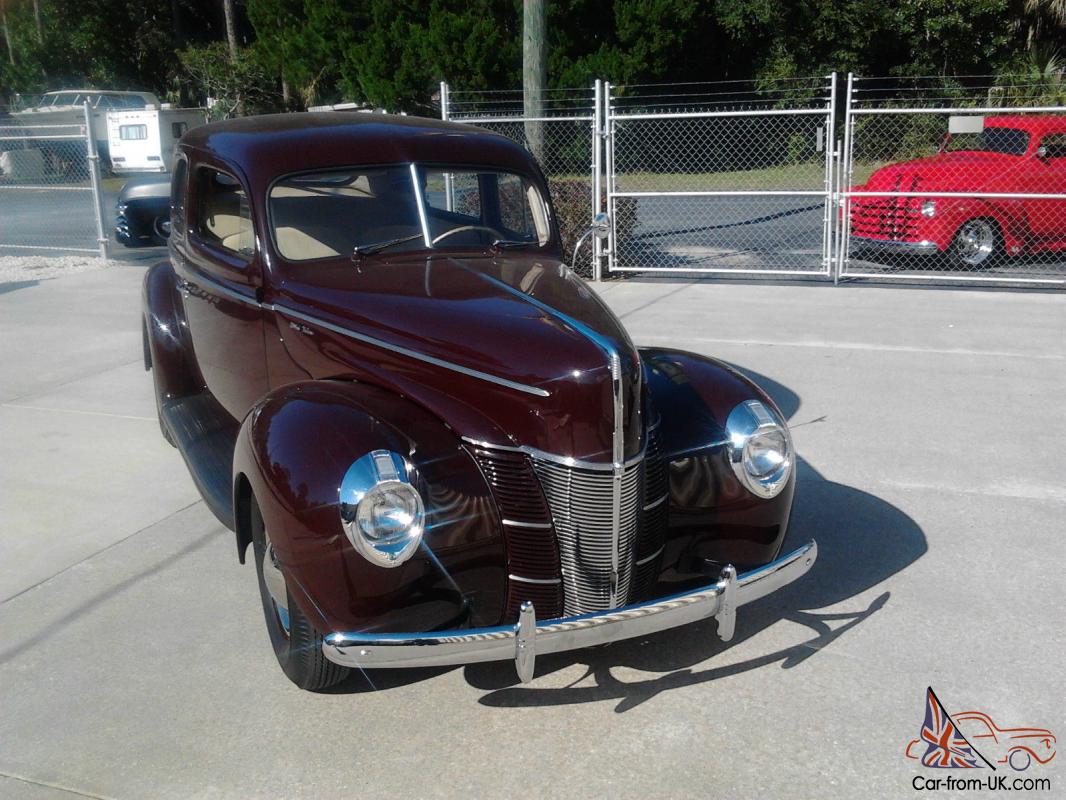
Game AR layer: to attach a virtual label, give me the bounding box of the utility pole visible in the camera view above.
[223,0,238,60]
[523,0,545,162]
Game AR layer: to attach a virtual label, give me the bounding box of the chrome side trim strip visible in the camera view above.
[508,574,563,585]
[634,546,664,567]
[179,269,261,308]
[269,304,550,398]
[462,436,646,472]
[501,518,552,530]
[643,493,668,511]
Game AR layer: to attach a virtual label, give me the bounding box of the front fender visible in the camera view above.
[928,197,1028,253]
[642,348,795,571]
[232,380,507,635]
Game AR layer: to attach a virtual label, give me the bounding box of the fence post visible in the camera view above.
[835,73,856,284]
[439,81,449,121]
[592,79,603,281]
[602,81,614,279]
[83,102,108,260]
[822,73,837,280]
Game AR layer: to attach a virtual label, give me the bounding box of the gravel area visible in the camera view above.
[0,254,114,284]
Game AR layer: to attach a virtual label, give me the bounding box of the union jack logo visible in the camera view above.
[919,687,993,769]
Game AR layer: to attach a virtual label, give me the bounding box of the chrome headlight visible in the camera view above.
[920,200,937,217]
[725,400,793,499]
[339,450,425,567]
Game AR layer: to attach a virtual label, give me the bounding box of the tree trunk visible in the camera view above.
[2,0,15,67]
[223,0,238,60]
[522,0,546,163]
[281,72,291,107]
[32,0,42,43]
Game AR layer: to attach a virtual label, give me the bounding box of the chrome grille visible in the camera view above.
[533,458,643,615]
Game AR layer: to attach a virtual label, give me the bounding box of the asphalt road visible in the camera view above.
[1,266,1064,799]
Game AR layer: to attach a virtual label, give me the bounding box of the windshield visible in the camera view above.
[41,92,81,107]
[269,164,552,261]
[945,127,1030,156]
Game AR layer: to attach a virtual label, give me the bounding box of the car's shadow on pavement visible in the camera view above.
[327,366,927,703]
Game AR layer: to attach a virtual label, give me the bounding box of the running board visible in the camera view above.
[161,392,239,529]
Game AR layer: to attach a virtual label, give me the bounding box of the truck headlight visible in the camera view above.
[920,200,937,217]
[339,450,425,567]
[725,400,793,499]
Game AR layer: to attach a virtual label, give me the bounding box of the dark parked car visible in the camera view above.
[142,113,817,690]
[115,174,171,246]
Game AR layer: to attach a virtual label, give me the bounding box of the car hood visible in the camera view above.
[271,252,644,463]
[863,151,1025,192]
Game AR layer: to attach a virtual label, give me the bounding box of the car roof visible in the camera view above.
[984,115,1066,134]
[179,113,538,187]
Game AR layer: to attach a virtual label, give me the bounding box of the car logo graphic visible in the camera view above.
[905,688,1057,771]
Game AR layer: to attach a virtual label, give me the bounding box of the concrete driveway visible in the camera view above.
[1,265,1063,799]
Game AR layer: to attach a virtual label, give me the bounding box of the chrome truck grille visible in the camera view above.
[533,458,643,615]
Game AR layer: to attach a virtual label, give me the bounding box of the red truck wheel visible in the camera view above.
[950,218,1001,269]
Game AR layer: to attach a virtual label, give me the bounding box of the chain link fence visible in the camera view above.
[0,104,107,257]
[839,75,1066,285]
[606,77,835,276]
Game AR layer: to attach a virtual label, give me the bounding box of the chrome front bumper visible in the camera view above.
[323,539,817,682]
[850,235,939,254]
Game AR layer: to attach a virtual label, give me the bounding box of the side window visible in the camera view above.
[424,170,481,220]
[194,167,254,258]
[119,124,148,141]
[495,173,550,244]
[1041,133,1066,159]
[171,158,188,232]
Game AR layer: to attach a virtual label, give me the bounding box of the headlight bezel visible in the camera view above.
[725,400,794,499]
[339,449,425,568]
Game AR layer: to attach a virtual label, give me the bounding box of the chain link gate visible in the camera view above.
[838,74,1066,287]
[441,82,602,278]
[603,77,837,278]
[0,102,108,258]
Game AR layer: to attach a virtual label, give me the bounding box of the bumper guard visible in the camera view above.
[323,539,817,683]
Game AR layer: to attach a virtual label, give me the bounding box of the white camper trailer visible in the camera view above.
[106,107,207,173]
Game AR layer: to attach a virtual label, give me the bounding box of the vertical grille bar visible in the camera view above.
[534,458,643,615]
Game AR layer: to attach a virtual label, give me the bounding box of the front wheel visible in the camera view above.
[251,496,349,691]
[151,215,171,245]
[949,218,1001,270]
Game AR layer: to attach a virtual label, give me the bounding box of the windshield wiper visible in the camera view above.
[353,233,424,257]
[492,239,536,250]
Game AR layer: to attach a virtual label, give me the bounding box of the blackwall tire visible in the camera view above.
[250,495,349,691]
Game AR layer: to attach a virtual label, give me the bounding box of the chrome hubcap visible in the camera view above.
[153,216,171,239]
[956,220,994,266]
[261,537,290,635]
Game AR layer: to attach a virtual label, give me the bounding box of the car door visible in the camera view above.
[173,161,270,421]
[1030,132,1066,240]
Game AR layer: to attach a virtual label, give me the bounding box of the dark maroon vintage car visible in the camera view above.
[142,113,817,690]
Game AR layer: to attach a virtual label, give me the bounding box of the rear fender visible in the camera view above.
[232,380,507,635]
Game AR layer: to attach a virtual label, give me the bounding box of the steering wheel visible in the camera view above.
[431,225,504,245]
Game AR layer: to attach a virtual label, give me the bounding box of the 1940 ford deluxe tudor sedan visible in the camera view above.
[142,113,817,690]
